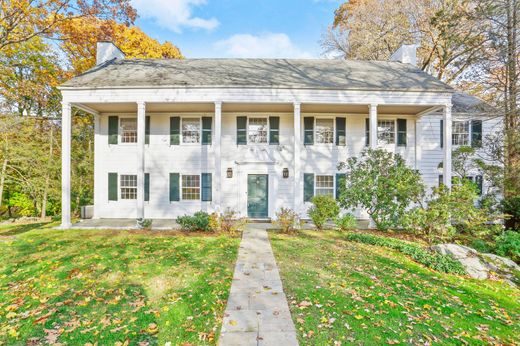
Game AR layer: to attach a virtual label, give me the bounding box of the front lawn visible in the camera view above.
[0,222,240,345]
[270,231,520,345]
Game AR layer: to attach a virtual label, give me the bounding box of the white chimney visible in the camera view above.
[96,41,125,65]
[390,44,418,66]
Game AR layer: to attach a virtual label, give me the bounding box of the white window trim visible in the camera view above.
[120,174,137,200]
[180,116,203,145]
[181,174,201,201]
[377,119,396,145]
[118,116,138,145]
[314,116,335,145]
[246,116,270,145]
[452,120,471,147]
[314,174,335,197]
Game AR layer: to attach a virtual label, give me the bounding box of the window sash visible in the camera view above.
[120,174,137,199]
[377,120,395,144]
[182,175,200,200]
[182,118,201,144]
[315,175,334,196]
[452,121,470,146]
[248,118,268,144]
[120,118,137,143]
[315,119,334,144]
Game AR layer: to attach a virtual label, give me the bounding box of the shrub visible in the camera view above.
[335,213,357,231]
[208,212,221,232]
[495,230,520,262]
[308,195,340,230]
[219,208,247,235]
[502,196,520,231]
[176,211,211,231]
[275,207,300,233]
[345,232,465,274]
[337,148,425,231]
[137,218,153,230]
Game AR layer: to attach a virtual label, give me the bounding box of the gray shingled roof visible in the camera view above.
[452,92,497,114]
[61,58,453,92]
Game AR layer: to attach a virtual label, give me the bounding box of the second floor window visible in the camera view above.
[120,175,137,199]
[378,120,395,144]
[248,118,268,143]
[120,118,137,143]
[452,121,470,146]
[315,119,334,144]
[182,118,201,144]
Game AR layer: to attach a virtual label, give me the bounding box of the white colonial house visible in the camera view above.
[58,42,501,227]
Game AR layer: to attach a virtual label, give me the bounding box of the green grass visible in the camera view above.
[270,230,520,345]
[0,222,240,345]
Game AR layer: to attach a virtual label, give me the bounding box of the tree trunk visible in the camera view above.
[0,159,7,209]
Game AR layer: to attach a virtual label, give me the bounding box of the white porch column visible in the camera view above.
[136,101,146,219]
[443,103,452,188]
[214,102,222,211]
[369,103,378,148]
[61,102,72,228]
[293,102,302,214]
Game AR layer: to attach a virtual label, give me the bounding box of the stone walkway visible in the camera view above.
[219,224,298,346]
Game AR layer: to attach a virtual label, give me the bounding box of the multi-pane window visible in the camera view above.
[120,175,137,199]
[378,120,395,144]
[452,121,470,146]
[120,118,137,143]
[182,175,200,200]
[182,118,201,143]
[248,118,268,143]
[315,119,334,144]
[315,175,334,196]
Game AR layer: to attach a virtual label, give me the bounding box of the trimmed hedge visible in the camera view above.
[345,232,466,275]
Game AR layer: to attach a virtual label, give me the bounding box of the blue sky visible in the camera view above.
[130,0,343,58]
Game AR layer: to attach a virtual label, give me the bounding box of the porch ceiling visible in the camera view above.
[77,102,435,115]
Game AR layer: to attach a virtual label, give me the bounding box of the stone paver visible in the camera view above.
[219,224,298,346]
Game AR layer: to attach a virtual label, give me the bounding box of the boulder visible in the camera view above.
[430,244,519,286]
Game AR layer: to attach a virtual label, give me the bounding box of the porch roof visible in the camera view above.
[61,58,453,93]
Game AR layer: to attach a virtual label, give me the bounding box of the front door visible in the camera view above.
[247,174,268,218]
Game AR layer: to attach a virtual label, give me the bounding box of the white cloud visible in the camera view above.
[214,33,313,59]
[131,0,219,33]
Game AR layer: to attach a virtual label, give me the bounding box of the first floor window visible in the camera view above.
[120,175,137,199]
[315,175,334,196]
[452,121,470,146]
[182,118,201,143]
[182,175,200,200]
[378,120,395,144]
[315,119,334,144]
[120,118,137,143]
[248,118,268,143]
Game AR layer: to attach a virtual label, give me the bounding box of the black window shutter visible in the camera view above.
[201,173,212,201]
[237,116,247,145]
[202,117,212,145]
[471,120,482,148]
[145,116,150,145]
[108,116,118,144]
[303,173,314,202]
[144,173,150,201]
[397,119,407,146]
[108,173,118,201]
[169,173,180,201]
[438,174,443,187]
[335,173,346,200]
[269,116,280,144]
[365,118,370,147]
[304,117,314,145]
[336,117,346,146]
[440,119,444,148]
[170,117,180,145]
[475,175,483,195]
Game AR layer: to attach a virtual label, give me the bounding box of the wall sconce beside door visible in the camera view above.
[227,168,233,178]
[283,168,289,178]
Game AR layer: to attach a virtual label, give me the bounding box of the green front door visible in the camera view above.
[247,174,268,218]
